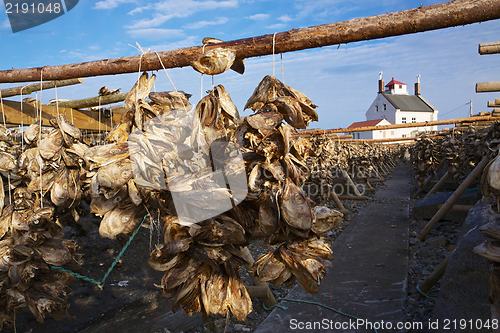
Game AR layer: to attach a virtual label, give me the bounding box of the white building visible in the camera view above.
[349,75,438,139]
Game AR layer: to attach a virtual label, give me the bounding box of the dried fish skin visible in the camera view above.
[191,48,236,75]
[84,142,130,169]
[244,75,283,111]
[125,72,156,109]
[90,185,128,216]
[0,152,18,172]
[57,114,81,143]
[97,159,133,189]
[279,247,319,294]
[24,120,41,145]
[257,191,279,235]
[148,249,185,272]
[226,263,252,321]
[246,108,283,131]
[34,238,74,266]
[287,237,334,260]
[38,130,63,160]
[279,177,312,231]
[98,203,144,240]
[253,251,285,282]
[212,85,239,123]
[311,206,343,234]
[480,220,500,240]
[274,96,306,129]
[474,241,500,262]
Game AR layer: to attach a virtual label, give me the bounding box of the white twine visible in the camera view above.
[0,90,12,205]
[272,32,277,77]
[39,70,43,208]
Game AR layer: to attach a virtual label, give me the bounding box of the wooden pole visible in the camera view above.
[329,190,351,220]
[417,156,490,241]
[0,78,84,97]
[411,158,447,199]
[417,250,454,293]
[240,247,277,308]
[337,195,368,201]
[300,115,500,135]
[476,82,500,93]
[55,93,127,109]
[437,204,474,211]
[341,169,363,197]
[488,100,500,107]
[479,41,500,55]
[2,0,500,83]
[424,171,451,198]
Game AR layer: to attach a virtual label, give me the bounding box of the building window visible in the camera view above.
[357,133,360,139]
[402,117,406,124]
[402,134,407,138]
[412,117,416,123]
[375,105,378,112]
[383,104,387,111]
[399,85,402,89]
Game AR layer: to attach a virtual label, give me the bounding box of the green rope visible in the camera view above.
[415,285,437,300]
[264,297,378,333]
[50,215,148,289]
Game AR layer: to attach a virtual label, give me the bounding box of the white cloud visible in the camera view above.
[89,45,100,50]
[184,17,229,29]
[1,19,10,29]
[127,28,185,40]
[247,13,269,20]
[94,0,136,10]
[266,23,286,30]
[126,0,238,29]
[278,15,292,22]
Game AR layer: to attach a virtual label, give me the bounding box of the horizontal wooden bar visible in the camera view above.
[476,81,500,93]
[1,0,500,83]
[0,100,121,131]
[479,41,500,55]
[0,78,84,98]
[300,115,500,135]
[55,93,127,109]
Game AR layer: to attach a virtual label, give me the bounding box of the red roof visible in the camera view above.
[347,119,386,129]
[385,77,406,86]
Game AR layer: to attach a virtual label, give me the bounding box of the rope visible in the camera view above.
[272,32,277,77]
[51,214,148,288]
[39,70,43,208]
[264,298,378,333]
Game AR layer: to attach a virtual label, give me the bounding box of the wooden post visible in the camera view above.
[341,169,363,197]
[2,0,500,83]
[424,171,450,198]
[55,93,127,109]
[412,158,447,199]
[337,195,368,201]
[479,41,500,55]
[437,204,474,212]
[417,250,454,293]
[417,156,490,241]
[476,82,500,93]
[240,247,277,308]
[487,99,500,108]
[0,78,83,98]
[329,190,351,220]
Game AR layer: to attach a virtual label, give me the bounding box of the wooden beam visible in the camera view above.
[0,78,84,98]
[2,0,500,83]
[300,115,500,135]
[479,41,500,55]
[0,100,121,131]
[55,93,127,109]
[417,155,490,241]
[476,81,500,93]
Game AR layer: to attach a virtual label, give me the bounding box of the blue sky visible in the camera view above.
[0,0,499,130]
